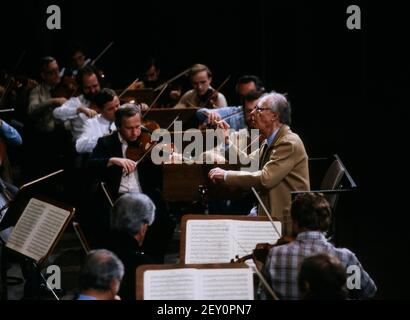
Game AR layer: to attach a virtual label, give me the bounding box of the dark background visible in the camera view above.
[1,0,409,298]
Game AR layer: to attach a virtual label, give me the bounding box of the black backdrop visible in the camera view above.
[1,0,409,298]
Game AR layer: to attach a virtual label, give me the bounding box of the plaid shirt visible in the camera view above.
[263,231,377,300]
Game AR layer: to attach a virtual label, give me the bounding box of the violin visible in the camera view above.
[231,235,296,265]
[51,74,78,99]
[125,120,160,163]
[125,116,179,164]
[199,88,219,109]
[199,75,231,109]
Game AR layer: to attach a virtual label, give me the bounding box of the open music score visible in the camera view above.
[5,197,74,263]
[180,215,281,265]
[136,263,254,300]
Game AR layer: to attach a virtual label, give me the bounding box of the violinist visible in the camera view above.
[177,64,227,109]
[69,45,91,76]
[262,192,377,300]
[28,57,67,134]
[197,75,264,131]
[53,66,101,140]
[76,88,119,154]
[87,104,174,261]
[25,57,72,179]
[131,57,182,108]
[0,117,22,183]
[197,90,262,132]
[88,104,159,197]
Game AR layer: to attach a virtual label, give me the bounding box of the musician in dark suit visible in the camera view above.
[86,104,174,262]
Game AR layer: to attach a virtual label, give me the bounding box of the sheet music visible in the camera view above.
[184,218,281,264]
[144,268,198,300]
[233,220,281,257]
[185,220,233,264]
[6,198,71,262]
[143,267,253,300]
[200,268,254,300]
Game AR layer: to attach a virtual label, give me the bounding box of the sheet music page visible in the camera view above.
[200,268,254,300]
[232,220,281,259]
[185,220,234,264]
[6,198,71,262]
[144,268,198,300]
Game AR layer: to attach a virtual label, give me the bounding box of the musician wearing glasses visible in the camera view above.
[209,91,310,235]
[196,75,265,131]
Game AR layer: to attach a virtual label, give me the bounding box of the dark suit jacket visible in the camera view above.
[88,132,162,199]
[85,132,173,257]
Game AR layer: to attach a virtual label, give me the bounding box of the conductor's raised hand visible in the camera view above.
[208,167,226,183]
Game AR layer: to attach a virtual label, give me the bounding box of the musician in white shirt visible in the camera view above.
[76,88,119,154]
[53,66,100,140]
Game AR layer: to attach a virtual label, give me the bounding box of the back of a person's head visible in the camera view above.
[110,193,156,237]
[291,192,331,231]
[78,249,124,293]
[298,253,348,300]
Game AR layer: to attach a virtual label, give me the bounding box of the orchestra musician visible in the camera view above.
[209,91,310,235]
[176,63,228,109]
[76,88,119,154]
[76,249,124,300]
[53,65,101,140]
[0,117,22,183]
[107,193,156,300]
[28,57,67,135]
[196,75,265,131]
[86,104,174,262]
[25,57,72,179]
[131,57,182,108]
[262,193,377,300]
[69,45,91,77]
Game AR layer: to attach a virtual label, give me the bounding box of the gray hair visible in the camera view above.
[114,104,142,129]
[259,91,291,125]
[110,193,156,237]
[78,249,124,292]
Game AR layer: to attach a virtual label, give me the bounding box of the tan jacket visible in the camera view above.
[225,125,310,235]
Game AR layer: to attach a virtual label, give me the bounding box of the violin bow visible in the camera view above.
[90,41,114,67]
[135,115,180,165]
[118,78,139,99]
[0,108,15,113]
[251,187,281,237]
[239,133,261,154]
[142,83,169,119]
[154,67,191,92]
[19,169,64,189]
[232,235,279,300]
[200,75,231,108]
[101,182,114,207]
